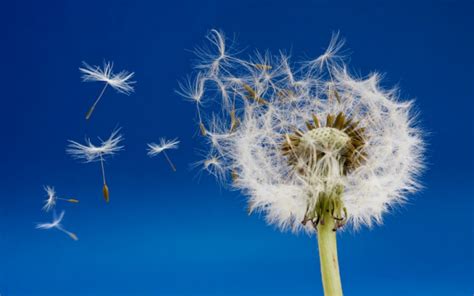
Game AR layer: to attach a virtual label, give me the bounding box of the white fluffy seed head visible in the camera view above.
[184,31,425,233]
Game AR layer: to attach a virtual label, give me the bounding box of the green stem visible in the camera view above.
[317,211,343,296]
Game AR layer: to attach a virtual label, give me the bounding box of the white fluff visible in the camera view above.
[147,138,180,172]
[42,185,57,212]
[36,211,78,241]
[182,31,425,233]
[147,138,180,156]
[80,61,135,94]
[66,129,124,162]
[36,210,65,230]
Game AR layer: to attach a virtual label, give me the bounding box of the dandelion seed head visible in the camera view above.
[182,31,425,233]
[80,61,135,94]
[147,138,180,157]
[67,129,124,162]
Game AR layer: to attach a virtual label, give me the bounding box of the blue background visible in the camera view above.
[1,0,472,295]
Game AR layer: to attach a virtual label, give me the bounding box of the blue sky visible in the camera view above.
[0,0,473,295]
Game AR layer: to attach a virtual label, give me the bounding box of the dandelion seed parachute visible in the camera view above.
[79,61,135,120]
[42,186,79,212]
[66,129,124,203]
[36,211,78,241]
[66,129,124,163]
[177,74,207,135]
[182,30,424,233]
[147,138,179,171]
[191,154,226,182]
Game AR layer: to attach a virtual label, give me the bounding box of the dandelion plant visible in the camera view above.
[147,138,180,171]
[181,30,424,295]
[66,129,124,203]
[79,61,135,120]
[36,211,78,241]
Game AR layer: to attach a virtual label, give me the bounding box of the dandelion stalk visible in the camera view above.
[317,209,343,296]
[99,153,110,203]
[99,153,107,184]
[162,151,176,172]
[58,197,79,203]
[85,83,108,120]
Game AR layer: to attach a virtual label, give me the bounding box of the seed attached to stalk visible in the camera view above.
[68,232,79,241]
[103,184,110,203]
[242,83,268,105]
[199,122,208,136]
[42,186,79,212]
[79,61,135,120]
[66,129,124,204]
[147,138,180,172]
[253,63,272,71]
[36,211,78,241]
[230,109,240,132]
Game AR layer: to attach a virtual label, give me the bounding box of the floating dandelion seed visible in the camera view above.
[195,29,230,76]
[309,31,346,71]
[147,138,179,172]
[177,73,207,136]
[42,186,79,212]
[36,211,78,241]
[79,61,135,120]
[182,31,425,296]
[67,129,124,203]
[191,154,226,182]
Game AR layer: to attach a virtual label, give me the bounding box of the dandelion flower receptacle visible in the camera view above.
[66,129,124,203]
[182,30,424,295]
[79,61,135,120]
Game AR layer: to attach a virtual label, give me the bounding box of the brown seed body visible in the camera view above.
[103,184,110,203]
[199,122,207,136]
[253,64,272,71]
[242,83,268,105]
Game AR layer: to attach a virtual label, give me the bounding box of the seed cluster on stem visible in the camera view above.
[181,30,425,296]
